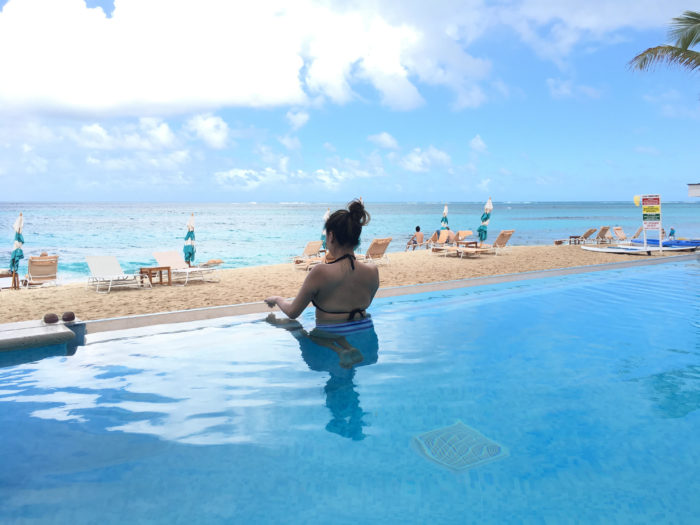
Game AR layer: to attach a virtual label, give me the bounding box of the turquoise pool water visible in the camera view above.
[1,261,699,523]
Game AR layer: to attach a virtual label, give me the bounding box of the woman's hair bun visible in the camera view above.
[347,198,370,226]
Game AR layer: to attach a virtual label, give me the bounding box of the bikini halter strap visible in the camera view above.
[327,252,355,270]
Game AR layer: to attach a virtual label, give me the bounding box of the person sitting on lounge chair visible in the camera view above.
[265,199,379,325]
[406,226,424,251]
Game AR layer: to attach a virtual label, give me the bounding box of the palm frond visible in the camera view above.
[669,10,700,50]
[629,45,700,72]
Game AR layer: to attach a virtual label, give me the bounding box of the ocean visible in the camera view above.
[1,201,698,280]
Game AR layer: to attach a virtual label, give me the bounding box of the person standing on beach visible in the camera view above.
[265,199,379,324]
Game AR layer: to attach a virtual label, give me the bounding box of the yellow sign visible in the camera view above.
[642,205,660,214]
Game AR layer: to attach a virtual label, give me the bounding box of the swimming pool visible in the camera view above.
[1,261,698,523]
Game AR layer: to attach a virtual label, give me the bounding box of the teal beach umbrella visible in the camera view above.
[440,205,448,229]
[477,197,493,244]
[9,212,24,273]
[183,213,195,266]
[321,208,330,249]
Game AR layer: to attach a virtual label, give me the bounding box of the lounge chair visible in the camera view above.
[455,230,477,248]
[468,229,515,256]
[568,228,597,245]
[153,251,219,285]
[612,227,629,243]
[428,230,453,253]
[86,256,150,294]
[631,226,643,240]
[25,254,59,287]
[292,241,323,264]
[356,238,392,264]
[595,226,613,244]
[554,228,597,244]
[433,230,475,257]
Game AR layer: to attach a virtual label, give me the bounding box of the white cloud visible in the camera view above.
[0,0,515,115]
[469,134,487,153]
[400,146,451,172]
[0,0,686,121]
[69,118,176,150]
[186,114,229,149]
[546,78,601,99]
[500,1,689,65]
[85,150,190,171]
[214,168,286,191]
[139,117,175,148]
[368,132,399,149]
[477,178,491,190]
[635,146,660,155]
[278,135,301,150]
[24,153,48,173]
[215,152,384,191]
[286,110,309,130]
[323,142,336,152]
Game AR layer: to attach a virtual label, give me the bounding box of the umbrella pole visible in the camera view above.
[11,271,19,290]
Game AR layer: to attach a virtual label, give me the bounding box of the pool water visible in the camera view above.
[1,261,698,523]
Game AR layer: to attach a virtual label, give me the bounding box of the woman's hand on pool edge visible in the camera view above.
[264,296,281,308]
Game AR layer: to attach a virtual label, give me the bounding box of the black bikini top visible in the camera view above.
[311,253,367,320]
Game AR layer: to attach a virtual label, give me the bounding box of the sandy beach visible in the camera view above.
[0,245,681,324]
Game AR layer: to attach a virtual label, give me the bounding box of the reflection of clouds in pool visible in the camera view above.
[0,322,340,445]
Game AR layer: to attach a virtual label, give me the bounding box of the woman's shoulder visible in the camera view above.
[356,259,380,278]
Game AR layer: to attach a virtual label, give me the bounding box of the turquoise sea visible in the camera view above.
[1,201,698,280]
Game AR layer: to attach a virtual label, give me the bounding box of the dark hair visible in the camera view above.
[415,226,420,232]
[324,199,370,248]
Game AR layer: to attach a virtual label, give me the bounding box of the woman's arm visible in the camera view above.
[264,266,323,319]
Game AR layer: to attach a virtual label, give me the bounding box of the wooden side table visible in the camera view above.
[139,266,172,286]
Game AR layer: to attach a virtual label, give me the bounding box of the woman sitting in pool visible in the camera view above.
[265,198,379,324]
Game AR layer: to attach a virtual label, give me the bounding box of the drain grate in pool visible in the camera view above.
[413,420,508,471]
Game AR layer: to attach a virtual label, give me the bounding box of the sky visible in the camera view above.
[0,0,698,202]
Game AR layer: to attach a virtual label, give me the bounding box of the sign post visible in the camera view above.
[641,194,662,253]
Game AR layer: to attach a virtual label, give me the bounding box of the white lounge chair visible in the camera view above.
[25,254,59,287]
[153,251,219,285]
[86,256,150,294]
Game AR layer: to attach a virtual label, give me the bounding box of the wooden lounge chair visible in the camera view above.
[612,227,629,243]
[292,241,323,264]
[455,230,476,247]
[595,226,613,244]
[473,229,515,255]
[429,230,453,253]
[433,230,475,257]
[631,226,643,240]
[356,237,392,264]
[568,228,597,245]
[25,254,59,287]
[86,256,150,294]
[153,251,219,285]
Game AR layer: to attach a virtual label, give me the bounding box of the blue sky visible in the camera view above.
[0,0,698,202]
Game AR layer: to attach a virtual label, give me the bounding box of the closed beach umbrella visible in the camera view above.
[441,205,449,230]
[183,213,195,267]
[9,212,24,288]
[321,208,330,249]
[477,197,493,244]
